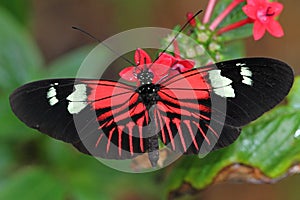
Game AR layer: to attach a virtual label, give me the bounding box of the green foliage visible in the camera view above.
[46,45,94,78]
[221,40,246,60]
[165,76,300,195]
[0,0,31,25]
[0,168,65,200]
[0,7,43,138]
[211,0,253,41]
[287,78,300,108]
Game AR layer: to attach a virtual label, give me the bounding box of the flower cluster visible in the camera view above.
[200,0,284,40]
[119,48,194,85]
[176,0,284,63]
[119,0,285,84]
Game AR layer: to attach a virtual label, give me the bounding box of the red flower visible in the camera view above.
[243,0,284,40]
[171,40,194,72]
[119,48,194,84]
[186,12,197,27]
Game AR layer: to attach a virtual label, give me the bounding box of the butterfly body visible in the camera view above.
[9,57,294,167]
[134,69,161,166]
[137,83,160,108]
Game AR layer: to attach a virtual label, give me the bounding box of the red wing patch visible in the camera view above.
[155,68,220,154]
[78,80,149,158]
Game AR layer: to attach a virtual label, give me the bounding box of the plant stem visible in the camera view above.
[203,0,217,24]
[209,0,245,30]
[217,17,253,35]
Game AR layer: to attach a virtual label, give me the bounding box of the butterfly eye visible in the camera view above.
[148,72,154,79]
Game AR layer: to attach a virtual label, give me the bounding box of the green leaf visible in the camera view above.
[0,143,15,177]
[46,45,93,78]
[0,7,43,139]
[165,76,300,198]
[0,167,65,200]
[0,1,32,25]
[220,40,246,60]
[43,138,162,198]
[46,44,118,79]
[287,77,300,109]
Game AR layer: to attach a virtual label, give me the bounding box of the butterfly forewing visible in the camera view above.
[9,79,149,159]
[156,65,237,154]
[207,58,294,127]
[155,69,212,153]
[154,57,294,154]
[10,79,80,143]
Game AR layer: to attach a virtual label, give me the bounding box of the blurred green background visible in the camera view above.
[0,0,300,199]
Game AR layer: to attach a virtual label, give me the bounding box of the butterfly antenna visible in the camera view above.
[151,9,203,65]
[72,26,136,66]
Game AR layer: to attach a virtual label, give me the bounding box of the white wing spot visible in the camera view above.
[241,67,253,86]
[49,97,59,106]
[47,86,56,98]
[208,70,235,98]
[214,86,235,98]
[236,63,246,67]
[242,77,253,86]
[208,70,232,87]
[47,86,59,106]
[241,67,252,77]
[66,84,88,114]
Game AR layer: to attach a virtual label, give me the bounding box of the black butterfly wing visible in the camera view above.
[208,57,294,127]
[155,57,294,154]
[10,57,294,159]
[9,79,149,159]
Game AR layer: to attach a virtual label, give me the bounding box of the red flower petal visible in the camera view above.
[150,64,171,83]
[186,12,196,27]
[119,66,138,82]
[242,5,257,19]
[246,0,257,6]
[266,20,284,38]
[119,48,196,84]
[255,0,267,6]
[156,53,174,65]
[151,53,175,82]
[253,21,266,40]
[134,48,152,65]
[173,60,195,72]
[270,2,283,17]
[182,59,195,69]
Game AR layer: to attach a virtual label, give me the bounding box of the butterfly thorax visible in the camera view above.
[136,69,160,109]
[136,83,160,109]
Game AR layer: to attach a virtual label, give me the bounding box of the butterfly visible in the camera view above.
[9,52,294,167]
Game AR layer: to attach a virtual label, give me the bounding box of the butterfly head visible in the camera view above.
[136,68,154,85]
